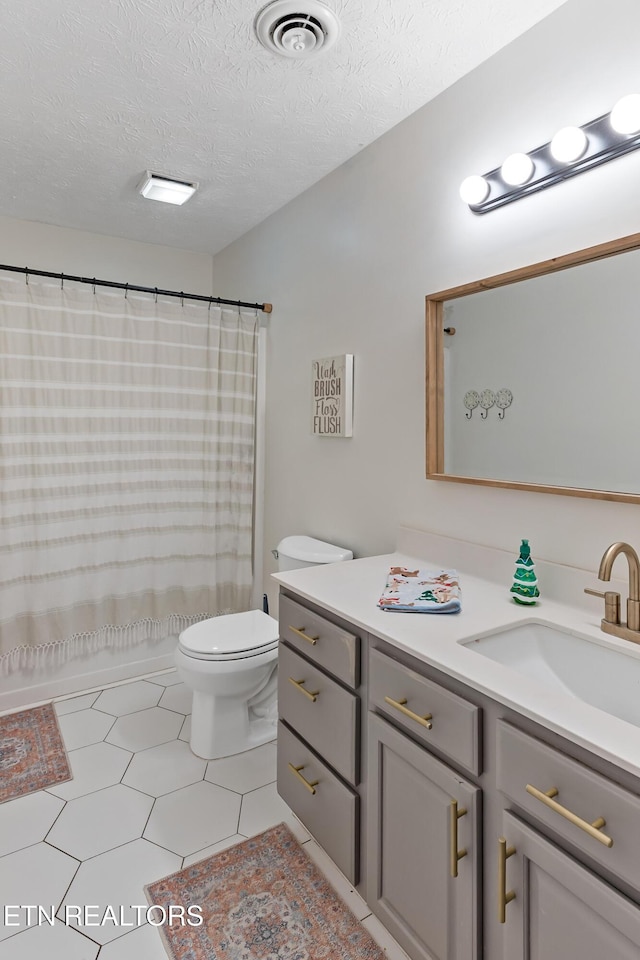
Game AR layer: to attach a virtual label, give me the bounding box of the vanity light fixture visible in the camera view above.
[138,173,198,205]
[461,94,640,213]
[609,94,640,134]
[549,126,588,163]
[459,175,490,205]
[500,152,534,186]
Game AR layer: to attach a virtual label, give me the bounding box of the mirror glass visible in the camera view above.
[426,235,640,502]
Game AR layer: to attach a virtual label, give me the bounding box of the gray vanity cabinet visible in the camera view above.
[276,591,363,886]
[278,642,359,784]
[495,719,640,958]
[277,586,640,960]
[499,813,640,958]
[277,719,359,882]
[367,712,480,960]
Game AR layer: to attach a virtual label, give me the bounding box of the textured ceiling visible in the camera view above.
[0,0,567,255]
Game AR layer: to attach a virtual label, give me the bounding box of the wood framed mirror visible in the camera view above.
[426,232,640,503]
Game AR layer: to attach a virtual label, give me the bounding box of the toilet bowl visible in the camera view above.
[175,609,279,760]
[177,535,353,761]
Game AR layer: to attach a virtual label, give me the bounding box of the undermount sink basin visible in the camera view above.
[461,622,640,728]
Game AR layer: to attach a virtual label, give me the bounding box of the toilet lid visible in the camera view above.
[178,609,279,658]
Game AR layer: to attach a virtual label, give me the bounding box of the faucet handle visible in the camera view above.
[584,588,621,624]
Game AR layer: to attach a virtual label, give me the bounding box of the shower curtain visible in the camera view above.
[0,272,259,673]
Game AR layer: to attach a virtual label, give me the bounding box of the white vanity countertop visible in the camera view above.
[272,548,640,779]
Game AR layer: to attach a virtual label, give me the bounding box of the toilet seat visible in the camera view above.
[179,638,278,662]
[178,609,279,662]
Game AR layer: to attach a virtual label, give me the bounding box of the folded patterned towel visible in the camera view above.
[378,566,461,614]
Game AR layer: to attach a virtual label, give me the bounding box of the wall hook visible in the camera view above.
[495,388,513,419]
[479,389,495,419]
[464,390,480,419]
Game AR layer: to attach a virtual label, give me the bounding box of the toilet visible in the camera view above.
[175,535,353,760]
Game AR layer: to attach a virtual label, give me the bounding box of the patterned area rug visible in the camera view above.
[0,703,72,803]
[146,822,386,960]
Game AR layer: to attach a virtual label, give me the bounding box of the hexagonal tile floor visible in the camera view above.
[0,670,409,960]
[122,739,206,797]
[92,680,162,717]
[57,707,115,751]
[143,780,241,856]
[47,741,132,802]
[105,706,183,752]
[157,682,193,715]
[46,784,154,860]
[0,791,64,857]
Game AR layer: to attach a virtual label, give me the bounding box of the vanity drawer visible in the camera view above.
[278,643,359,785]
[277,720,359,885]
[497,721,640,889]
[369,648,481,775]
[279,594,359,688]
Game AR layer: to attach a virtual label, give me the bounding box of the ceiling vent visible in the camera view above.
[255,0,340,58]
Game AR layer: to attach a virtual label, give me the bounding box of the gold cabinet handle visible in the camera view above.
[384,695,433,730]
[497,837,516,923]
[449,799,468,878]
[289,625,319,646]
[525,784,613,848]
[288,763,319,795]
[288,676,320,702]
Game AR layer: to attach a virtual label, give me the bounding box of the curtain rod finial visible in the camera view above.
[262,303,273,314]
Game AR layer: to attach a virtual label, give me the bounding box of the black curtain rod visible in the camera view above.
[0,263,273,314]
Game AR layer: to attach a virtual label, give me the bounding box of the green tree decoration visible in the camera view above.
[510,539,540,605]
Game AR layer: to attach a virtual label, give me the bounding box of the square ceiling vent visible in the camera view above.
[138,173,198,205]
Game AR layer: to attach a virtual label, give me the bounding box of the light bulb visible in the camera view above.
[501,153,534,186]
[459,175,490,205]
[550,126,588,163]
[610,94,640,135]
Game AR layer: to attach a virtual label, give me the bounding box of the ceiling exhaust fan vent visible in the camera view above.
[255,0,340,58]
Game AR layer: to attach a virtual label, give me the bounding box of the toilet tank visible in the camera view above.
[276,535,353,571]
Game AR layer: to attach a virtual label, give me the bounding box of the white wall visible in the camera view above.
[0,215,213,293]
[0,217,214,709]
[211,0,640,611]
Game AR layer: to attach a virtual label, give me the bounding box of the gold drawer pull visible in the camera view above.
[525,784,613,848]
[449,799,468,878]
[290,625,319,646]
[288,763,319,795]
[497,837,516,923]
[288,677,320,702]
[384,695,433,730]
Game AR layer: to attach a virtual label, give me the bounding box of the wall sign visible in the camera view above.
[311,354,353,437]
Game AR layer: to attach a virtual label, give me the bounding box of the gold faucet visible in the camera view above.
[585,541,640,644]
